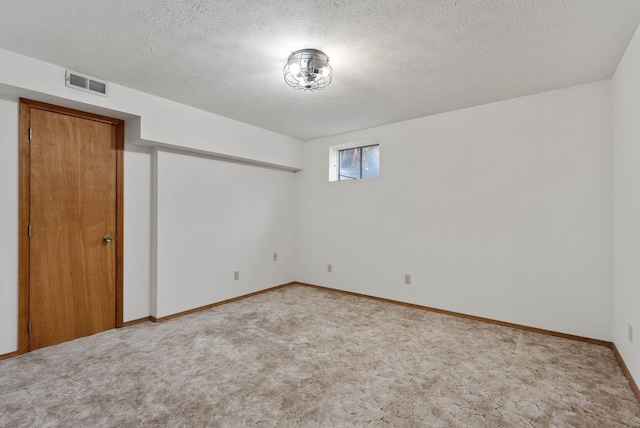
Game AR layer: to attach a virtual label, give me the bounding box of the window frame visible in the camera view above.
[329,140,379,182]
[338,144,379,181]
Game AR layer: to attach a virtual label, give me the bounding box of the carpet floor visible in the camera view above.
[1,284,639,427]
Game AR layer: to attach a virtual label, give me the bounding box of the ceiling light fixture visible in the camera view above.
[283,49,332,91]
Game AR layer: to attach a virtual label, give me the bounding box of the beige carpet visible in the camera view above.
[1,284,639,427]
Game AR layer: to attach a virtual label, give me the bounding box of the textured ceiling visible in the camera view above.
[0,0,639,141]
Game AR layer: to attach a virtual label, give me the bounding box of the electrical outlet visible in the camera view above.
[630,324,633,343]
[405,274,411,285]
[328,264,332,273]
[273,252,278,261]
[234,271,239,281]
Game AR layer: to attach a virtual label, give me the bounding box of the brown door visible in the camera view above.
[27,107,117,350]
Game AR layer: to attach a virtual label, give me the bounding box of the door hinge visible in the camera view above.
[29,128,32,141]
[28,321,31,335]
[28,224,32,237]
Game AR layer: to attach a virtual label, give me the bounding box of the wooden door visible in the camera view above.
[19,100,124,352]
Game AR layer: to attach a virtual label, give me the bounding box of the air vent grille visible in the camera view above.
[65,70,109,97]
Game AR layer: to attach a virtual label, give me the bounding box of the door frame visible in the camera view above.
[18,98,125,354]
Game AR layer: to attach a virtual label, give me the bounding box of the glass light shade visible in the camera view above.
[289,61,301,76]
[283,49,332,91]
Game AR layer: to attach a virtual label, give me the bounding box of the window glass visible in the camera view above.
[338,145,379,180]
[361,145,379,179]
[339,147,360,180]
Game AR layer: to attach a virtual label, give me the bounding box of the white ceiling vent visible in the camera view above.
[65,70,109,97]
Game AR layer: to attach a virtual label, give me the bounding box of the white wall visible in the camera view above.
[0,96,19,354]
[296,80,613,341]
[154,149,296,318]
[123,145,153,322]
[612,24,640,384]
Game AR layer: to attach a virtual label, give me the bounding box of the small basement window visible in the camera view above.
[329,141,380,181]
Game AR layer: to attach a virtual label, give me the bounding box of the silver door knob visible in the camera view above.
[103,235,113,243]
